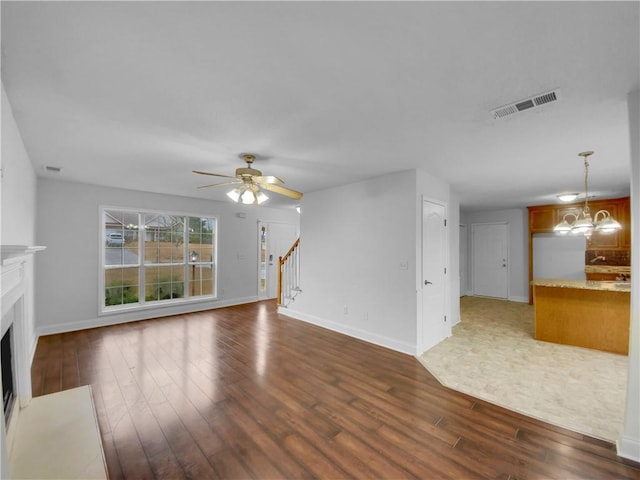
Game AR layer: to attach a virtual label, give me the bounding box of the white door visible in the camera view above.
[258,222,297,299]
[472,223,508,298]
[421,200,447,353]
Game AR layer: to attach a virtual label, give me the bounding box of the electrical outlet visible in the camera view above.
[343,306,348,315]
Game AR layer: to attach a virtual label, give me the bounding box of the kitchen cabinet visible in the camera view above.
[527,196,630,303]
[532,279,630,355]
[528,197,629,249]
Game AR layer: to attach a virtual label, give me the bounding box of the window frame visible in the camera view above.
[99,206,218,315]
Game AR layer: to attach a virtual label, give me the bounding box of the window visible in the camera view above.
[102,208,216,312]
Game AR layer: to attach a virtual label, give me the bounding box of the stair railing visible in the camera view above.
[278,237,301,306]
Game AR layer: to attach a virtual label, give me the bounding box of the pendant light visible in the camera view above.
[553,151,621,237]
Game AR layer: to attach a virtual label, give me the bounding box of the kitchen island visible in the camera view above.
[531,278,630,355]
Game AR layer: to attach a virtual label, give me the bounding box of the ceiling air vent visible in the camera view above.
[491,89,560,120]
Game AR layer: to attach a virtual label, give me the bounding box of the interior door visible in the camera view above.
[421,200,447,353]
[258,222,297,299]
[472,222,508,298]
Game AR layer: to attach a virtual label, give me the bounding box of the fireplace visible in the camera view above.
[1,245,46,459]
[2,325,15,422]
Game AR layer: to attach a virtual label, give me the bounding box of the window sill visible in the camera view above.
[99,295,218,316]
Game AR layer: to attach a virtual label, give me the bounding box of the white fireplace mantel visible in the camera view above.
[1,245,46,327]
[1,245,46,265]
[1,244,46,462]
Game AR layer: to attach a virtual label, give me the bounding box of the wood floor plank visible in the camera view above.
[274,407,382,480]
[282,433,348,479]
[203,401,285,479]
[209,448,255,480]
[332,430,414,479]
[29,300,640,479]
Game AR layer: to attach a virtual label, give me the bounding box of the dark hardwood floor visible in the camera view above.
[31,300,640,479]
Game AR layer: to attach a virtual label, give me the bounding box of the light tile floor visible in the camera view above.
[419,296,628,441]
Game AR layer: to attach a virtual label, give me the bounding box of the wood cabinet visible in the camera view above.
[528,197,629,247]
[529,205,556,233]
[620,197,631,249]
[533,284,630,355]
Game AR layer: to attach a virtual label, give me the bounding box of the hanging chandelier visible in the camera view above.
[553,151,621,237]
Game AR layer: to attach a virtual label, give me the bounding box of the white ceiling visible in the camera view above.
[1,1,638,211]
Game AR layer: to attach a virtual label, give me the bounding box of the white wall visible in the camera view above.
[1,86,37,246]
[284,168,457,355]
[1,82,38,480]
[460,208,528,303]
[619,89,639,461]
[1,83,38,357]
[35,178,298,334]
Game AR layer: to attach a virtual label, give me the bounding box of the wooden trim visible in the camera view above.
[281,237,300,262]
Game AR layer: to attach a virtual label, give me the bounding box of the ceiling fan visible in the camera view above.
[193,153,303,205]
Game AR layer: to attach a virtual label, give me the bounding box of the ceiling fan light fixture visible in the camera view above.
[256,191,269,204]
[241,189,256,205]
[227,188,242,202]
[195,152,302,204]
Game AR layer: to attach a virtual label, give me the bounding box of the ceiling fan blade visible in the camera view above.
[197,181,241,189]
[253,175,284,185]
[192,170,237,179]
[261,183,303,200]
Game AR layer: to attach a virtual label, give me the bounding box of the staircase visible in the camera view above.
[278,237,302,307]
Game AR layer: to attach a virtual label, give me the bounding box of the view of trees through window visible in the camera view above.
[103,209,216,309]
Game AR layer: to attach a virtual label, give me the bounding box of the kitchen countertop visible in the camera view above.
[531,278,631,292]
[584,265,631,274]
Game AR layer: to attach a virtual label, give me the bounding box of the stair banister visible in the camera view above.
[278,237,300,306]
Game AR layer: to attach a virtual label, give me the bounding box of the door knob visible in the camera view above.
[425,280,432,285]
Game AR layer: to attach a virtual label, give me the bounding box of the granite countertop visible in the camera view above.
[532,278,631,292]
[584,265,631,274]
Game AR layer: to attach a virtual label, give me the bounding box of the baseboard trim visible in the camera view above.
[35,296,261,336]
[508,295,529,303]
[617,436,640,462]
[278,307,415,356]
